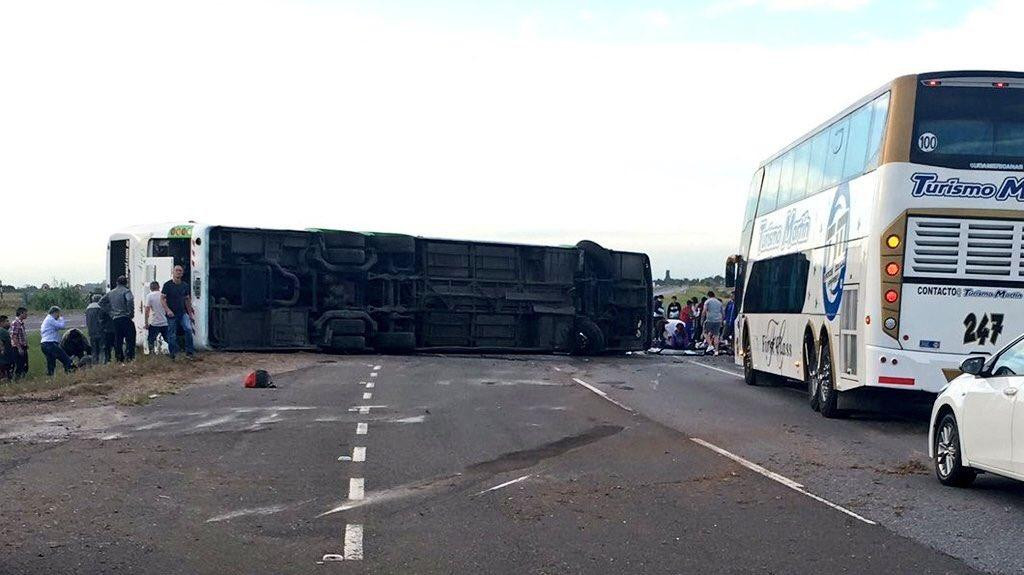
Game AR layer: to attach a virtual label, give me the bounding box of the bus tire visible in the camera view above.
[817,338,843,418]
[804,333,820,411]
[369,234,416,254]
[330,319,366,336]
[323,231,366,249]
[325,248,366,265]
[374,332,416,352]
[572,316,607,355]
[577,240,614,279]
[330,335,366,352]
[742,328,756,386]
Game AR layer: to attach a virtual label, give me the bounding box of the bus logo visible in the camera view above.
[910,172,1024,201]
[822,184,850,321]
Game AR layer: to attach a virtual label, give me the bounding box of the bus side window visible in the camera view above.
[742,253,810,314]
[843,104,872,180]
[806,130,829,197]
[866,92,891,170]
[744,168,764,224]
[824,116,849,189]
[777,151,796,207]
[791,141,810,203]
[758,160,781,216]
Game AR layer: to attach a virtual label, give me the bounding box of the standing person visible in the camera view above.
[85,295,112,364]
[722,293,737,345]
[666,296,682,320]
[653,295,665,318]
[10,307,29,379]
[162,265,195,359]
[702,291,725,355]
[694,296,708,343]
[0,315,12,382]
[144,281,169,355]
[101,276,136,362]
[40,306,74,375]
[679,299,693,347]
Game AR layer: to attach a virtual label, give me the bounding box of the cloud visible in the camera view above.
[640,9,673,30]
[0,0,1020,284]
[707,0,871,16]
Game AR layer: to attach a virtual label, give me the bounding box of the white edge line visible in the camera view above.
[571,378,634,413]
[686,360,743,379]
[475,474,532,496]
[689,437,876,525]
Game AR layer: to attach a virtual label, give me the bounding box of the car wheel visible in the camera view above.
[742,329,756,386]
[934,413,977,488]
[817,339,843,418]
[804,335,820,411]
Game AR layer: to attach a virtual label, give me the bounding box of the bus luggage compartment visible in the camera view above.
[206,227,652,355]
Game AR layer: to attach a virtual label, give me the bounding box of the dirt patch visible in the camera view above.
[467,425,623,475]
[0,352,324,419]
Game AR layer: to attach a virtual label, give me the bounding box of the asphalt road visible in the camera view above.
[0,352,1011,574]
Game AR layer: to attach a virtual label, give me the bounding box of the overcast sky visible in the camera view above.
[1,0,1021,286]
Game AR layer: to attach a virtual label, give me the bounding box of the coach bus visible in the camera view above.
[107,224,652,355]
[725,70,1024,417]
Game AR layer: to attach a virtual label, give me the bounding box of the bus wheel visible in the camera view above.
[742,329,756,386]
[816,340,842,418]
[804,335,820,411]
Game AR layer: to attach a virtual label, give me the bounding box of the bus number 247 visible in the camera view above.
[963,313,1005,346]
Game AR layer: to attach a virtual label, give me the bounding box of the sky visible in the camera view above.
[0,0,1020,286]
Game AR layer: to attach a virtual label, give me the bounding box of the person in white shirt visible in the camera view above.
[40,306,74,375]
[144,281,169,354]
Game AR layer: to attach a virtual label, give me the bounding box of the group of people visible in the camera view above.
[0,265,196,381]
[653,291,736,355]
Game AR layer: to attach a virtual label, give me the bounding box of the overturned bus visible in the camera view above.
[108,224,653,355]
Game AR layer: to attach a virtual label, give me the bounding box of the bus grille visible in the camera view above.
[907,216,1023,282]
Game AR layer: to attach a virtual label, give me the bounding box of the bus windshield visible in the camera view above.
[911,85,1024,170]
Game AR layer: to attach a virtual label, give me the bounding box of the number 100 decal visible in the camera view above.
[963,313,1005,346]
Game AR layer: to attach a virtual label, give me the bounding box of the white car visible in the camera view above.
[930,335,1024,487]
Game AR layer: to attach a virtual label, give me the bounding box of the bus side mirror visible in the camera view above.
[960,356,986,376]
[725,260,736,288]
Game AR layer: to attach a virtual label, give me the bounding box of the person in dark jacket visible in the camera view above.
[101,276,136,362]
[60,328,93,366]
[0,315,13,382]
[85,295,113,364]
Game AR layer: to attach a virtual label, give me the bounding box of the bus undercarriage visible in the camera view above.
[204,227,652,354]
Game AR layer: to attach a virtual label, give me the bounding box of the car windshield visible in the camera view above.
[912,84,1024,170]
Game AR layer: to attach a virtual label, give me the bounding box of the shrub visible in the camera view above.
[28,281,87,311]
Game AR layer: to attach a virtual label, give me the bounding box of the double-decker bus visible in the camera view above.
[726,70,1024,417]
[108,224,652,355]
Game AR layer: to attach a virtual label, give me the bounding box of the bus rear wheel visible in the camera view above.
[804,335,819,411]
[742,329,756,386]
[816,339,843,418]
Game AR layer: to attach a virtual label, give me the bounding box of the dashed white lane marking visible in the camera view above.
[373,365,381,371]
[356,422,368,435]
[475,474,532,496]
[350,405,386,414]
[363,392,373,400]
[689,437,876,525]
[370,372,378,378]
[352,446,366,462]
[365,381,375,388]
[349,478,365,500]
[553,366,562,372]
[571,378,634,413]
[686,360,743,379]
[344,524,364,560]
